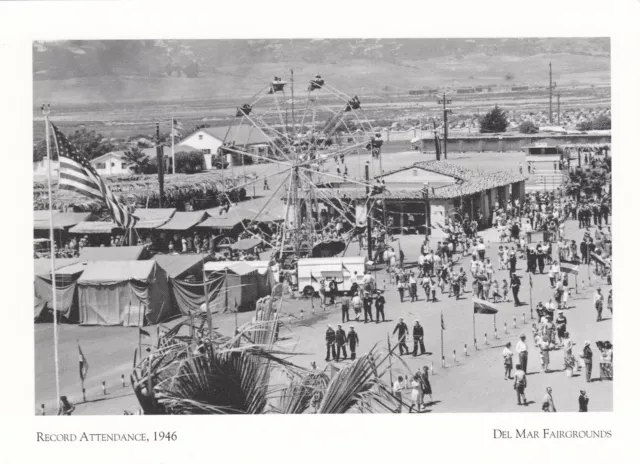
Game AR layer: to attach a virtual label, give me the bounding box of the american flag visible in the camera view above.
[50,123,136,229]
[172,118,183,139]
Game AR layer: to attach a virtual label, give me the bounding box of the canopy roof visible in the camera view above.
[204,261,257,276]
[158,211,208,231]
[154,254,207,278]
[78,260,157,284]
[68,221,117,234]
[133,208,176,229]
[201,196,285,229]
[79,246,147,261]
[34,258,81,277]
[230,237,261,251]
[33,211,93,231]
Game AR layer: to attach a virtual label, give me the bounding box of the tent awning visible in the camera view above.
[154,254,207,278]
[78,260,157,284]
[204,196,285,225]
[158,211,208,231]
[230,238,261,251]
[133,208,176,229]
[79,246,146,262]
[69,221,117,234]
[34,212,93,231]
[204,261,256,276]
[34,258,81,277]
[197,216,242,230]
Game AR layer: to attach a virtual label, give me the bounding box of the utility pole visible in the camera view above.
[156,122,164,207]
[437,93,452,159]
[422,183,431,241]
[549,62,553,124]
[365,162,372,261]
[557,93,560,125]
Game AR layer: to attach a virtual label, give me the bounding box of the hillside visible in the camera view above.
[34,39,610,105]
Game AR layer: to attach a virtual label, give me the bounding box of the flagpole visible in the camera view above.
[473,310,477,350]
[440,310,444,367]
[43,104,61,406]
[529,272,533,320]
[171,117,176,175]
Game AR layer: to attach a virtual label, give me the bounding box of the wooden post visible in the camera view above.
[41,404,45,416]
[102,381,106,396]
[464,344,468,356]
[203,262,212,337]
[121,374,126,388]
[387,334,393,387]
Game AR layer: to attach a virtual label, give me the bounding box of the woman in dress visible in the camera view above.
[409,372,424,413]
[420,365,433,404]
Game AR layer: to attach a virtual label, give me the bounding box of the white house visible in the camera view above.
[33,158,60,179]
[176,126,271,170]
[90,151,136,176]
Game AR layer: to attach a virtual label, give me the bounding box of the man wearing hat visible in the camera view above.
[325,324,336,362]
[392,318,409,355]
[556,311,568,340]
[375,292,386,323]
[412,320,426,357]
[347,326,359,360]
[516,334,529,373]
[335,325,347,361]
[582,341,593,382]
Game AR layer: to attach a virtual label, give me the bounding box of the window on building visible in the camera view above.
[413,169,418,176]
[111,162,115,167]
[95,162,106,169]
[122,163,127,169]
[199,134,203,140]
[202,149,211,154]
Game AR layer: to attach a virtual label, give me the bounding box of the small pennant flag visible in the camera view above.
[441,312,445,330]
[310,274,318,283]
[342,263,350,274]
[77,342,89,382]
[590,253,608,268]
[139,328,151,339]
[473,297,499,315]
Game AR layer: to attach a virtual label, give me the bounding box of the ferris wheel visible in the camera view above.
[217,72,387,264]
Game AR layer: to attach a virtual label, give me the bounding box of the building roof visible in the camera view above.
[190,126,272,146]
[79,246,147,262]
[90,151,127,164]
[158,211,209,231]
[378,160,477,182]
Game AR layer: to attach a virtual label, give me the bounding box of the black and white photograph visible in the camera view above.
[30,38,613,415]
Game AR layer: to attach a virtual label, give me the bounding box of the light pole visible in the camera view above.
[437,94,452,159]
[422,182,431,242]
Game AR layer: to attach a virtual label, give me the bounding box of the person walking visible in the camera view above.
[513,364,528,406]
[578,389,589,412]
[412,320,426,357]
[594,288,604,322]
[352,292,362,321]
[409,273,418,302]
[393,318,410,355]
[335,325,347,361]
[341,293,351,323]
[516,334,529,373]
[556,311,568,340]
[363,296,374,323]
[511,273,522,306]
[397,278,405,303]
[324,325,337,362]
[392,375,407,413]
[375,292,386,323]
[346,325,359,360]
[541,387,557,412]
[503,342,514,380]
[420,365,434,404]
[582,341,593,382]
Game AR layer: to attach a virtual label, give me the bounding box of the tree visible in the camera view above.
[175,151,204,174]
[518,121,539,134]
[480,106,509,133]
[33,127,117,162]
[577,115,611,131]
[122,147,152,174]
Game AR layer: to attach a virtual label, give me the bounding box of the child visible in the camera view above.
[490,280,501,303]
[497,246,505,270]
[501,279,510,302]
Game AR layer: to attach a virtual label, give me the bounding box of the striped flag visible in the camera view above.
[77,342,89,382]
[473,297,499,315]
[559,260,579,275]
[50,123,136,230]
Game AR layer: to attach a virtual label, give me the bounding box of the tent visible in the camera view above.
[34,260,87,322]
[77,260,175,326]
[230,237,261,251]
[68,221,117,235]
[79,246,148,261]
[133,208,176,229]
[199,196,286,231]
[204,261,271,313]
[154,254,209,315]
